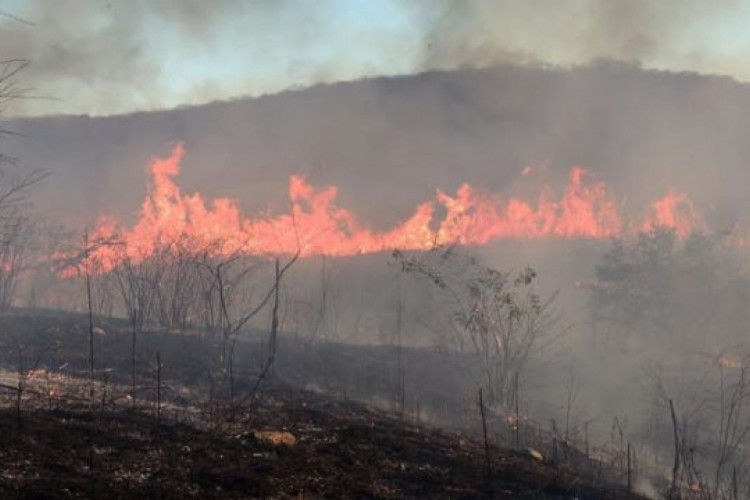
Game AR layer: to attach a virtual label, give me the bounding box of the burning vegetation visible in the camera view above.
[0,138,739,499]
[75,143,705,274]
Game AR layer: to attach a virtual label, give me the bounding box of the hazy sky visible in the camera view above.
[3,0,750,117]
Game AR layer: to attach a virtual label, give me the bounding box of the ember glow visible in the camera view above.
[719,354,743,369]
[81,143,702,272]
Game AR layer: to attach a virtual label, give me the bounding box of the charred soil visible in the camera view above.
[0,393,642,499]
[0,310,642,499]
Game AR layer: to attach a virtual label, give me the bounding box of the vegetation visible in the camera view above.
[590,228,749,353]
[394,246,558,409]
[591,228,750,498]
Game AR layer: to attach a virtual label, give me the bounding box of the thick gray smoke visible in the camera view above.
[418,0,749,70]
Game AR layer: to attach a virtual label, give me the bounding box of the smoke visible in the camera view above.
[2,0,750,116]
[417,0,750,72]
[0,0,423,116]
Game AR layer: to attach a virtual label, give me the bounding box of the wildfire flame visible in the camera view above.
[719,354,743,369]
[640,190,703,239]
[79,143,703,273]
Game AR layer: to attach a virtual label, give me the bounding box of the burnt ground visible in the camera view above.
[0,393,640,499]
[0,310,646,499]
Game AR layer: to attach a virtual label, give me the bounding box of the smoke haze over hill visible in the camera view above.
[3,0,750,117]
[5,62,750,237]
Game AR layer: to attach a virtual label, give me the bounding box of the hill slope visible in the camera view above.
[5,62,750,232]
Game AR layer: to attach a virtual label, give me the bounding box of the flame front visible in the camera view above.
[82,143,703,273]
[640,190,703,239]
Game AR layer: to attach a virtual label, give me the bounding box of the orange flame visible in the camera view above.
[640,190,703,239]
[719,354,743,369]
[78,143,702,273]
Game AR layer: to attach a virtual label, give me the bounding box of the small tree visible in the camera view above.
[589,228,747,352]
[153,238,201,333]
[196,245,300,402]
[394,246,557,408]
[196,250,265,397]
[0,59,47,310]
[111,245,164,407]
[649,352,750,498]
[0,206,35,310]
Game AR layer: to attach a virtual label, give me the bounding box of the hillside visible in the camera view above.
[5,62,750,233]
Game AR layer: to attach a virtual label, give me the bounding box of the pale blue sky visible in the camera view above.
[2,0,750,116]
